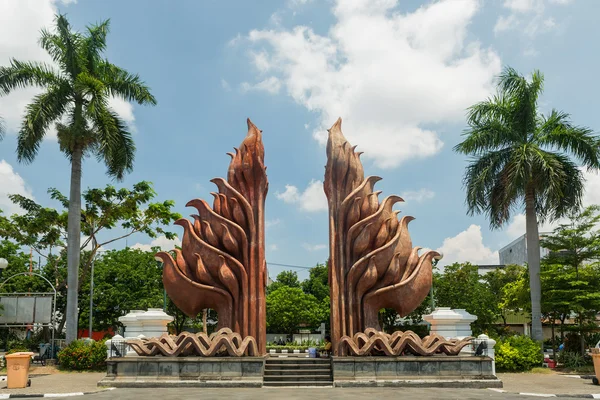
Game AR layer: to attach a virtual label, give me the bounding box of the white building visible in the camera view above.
[498,233,551,266]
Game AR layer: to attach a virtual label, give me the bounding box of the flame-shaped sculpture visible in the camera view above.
[155,119,268,356]
[338,328,472,356]
[127,328,258,357]
[324,118,441,356]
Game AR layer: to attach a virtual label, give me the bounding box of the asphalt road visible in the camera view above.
[83,387,589,399]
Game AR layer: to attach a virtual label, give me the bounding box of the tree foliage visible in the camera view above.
[301,263,329,302]
[541,206,600,354]
[0,181,179,334]
[454,66,600,341]
[0,13,157,342]
[434,263,500,335]
[266,286,325,335]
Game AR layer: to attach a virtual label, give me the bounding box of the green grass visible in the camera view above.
[528,367,554,374]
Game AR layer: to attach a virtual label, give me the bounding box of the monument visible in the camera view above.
[101,118,499,388]
[128,118,268,357]
[324,118,471,357]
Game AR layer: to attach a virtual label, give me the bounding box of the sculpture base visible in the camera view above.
[332,356,502,388]
[98,356,266,388]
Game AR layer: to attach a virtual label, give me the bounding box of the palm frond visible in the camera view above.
[537,109,600,170]
[532,152,583,221]
[17,83,71,163]
[54,14,83,78]
[0,115,5,140]
[98,61,157,105]
[87,104,135,180]
[74,72,105,103]
[463,148,514,217]
[82,19,110,74]
[39,27,67,67]
[0,59,65,94]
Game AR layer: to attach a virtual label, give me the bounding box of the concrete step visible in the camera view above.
[265,366,331,372]
[266,358,330,364]
[264,375,332,382]
[264,369,332,376]
[263,381,333,387]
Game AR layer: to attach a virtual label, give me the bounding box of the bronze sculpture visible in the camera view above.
[144,119,268,356]
[324,118,459,356]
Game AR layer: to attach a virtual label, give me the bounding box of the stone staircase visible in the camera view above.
[263,357,333,387]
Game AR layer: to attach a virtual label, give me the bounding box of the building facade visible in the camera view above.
[498,233,551,266]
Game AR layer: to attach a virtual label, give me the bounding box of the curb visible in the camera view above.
[489,388,600,398]
[0,387,114,398]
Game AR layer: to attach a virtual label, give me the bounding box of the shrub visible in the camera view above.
[6,347,30,355]
[557,351,592,369]
[495,335,543,372]
[57,339,107,371]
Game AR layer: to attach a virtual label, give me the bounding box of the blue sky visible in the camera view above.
[1,0,599,281]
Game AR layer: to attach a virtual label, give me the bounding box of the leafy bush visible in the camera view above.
[495,335,543,372]
[57,339,107,371]
[557,351,592,369]
[6,347,30,355]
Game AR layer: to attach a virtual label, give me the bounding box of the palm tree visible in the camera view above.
[454,67,600,342]
[0,14,156,342]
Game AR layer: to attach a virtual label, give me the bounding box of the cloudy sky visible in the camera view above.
[1,0,599,280]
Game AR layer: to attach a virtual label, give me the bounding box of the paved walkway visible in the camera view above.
[0,371,597,398]
[82,387,589,399]
[0,372,105,396]
[498,371,598,396]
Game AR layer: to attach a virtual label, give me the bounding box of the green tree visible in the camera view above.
[434,263,499,334]
[301,263,329,302]
[454,67,600,342]
[483,264,529,325]
[77,248,163,332]
[0,14,156,342]
[541,206,600,354]
[0,181,179,334]
[266,286,324,336]
[267,270,300,294]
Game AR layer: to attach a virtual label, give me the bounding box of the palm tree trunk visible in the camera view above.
[525,188,543,343]
[65,146,83,343]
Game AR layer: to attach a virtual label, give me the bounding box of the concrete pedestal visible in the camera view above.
[98,357,266,388]
[423,307,477,340]
[331,356,501,388]
[136,308,174,338]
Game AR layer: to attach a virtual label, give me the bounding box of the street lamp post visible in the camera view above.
[0,258,8,270]
[155,256,166,312]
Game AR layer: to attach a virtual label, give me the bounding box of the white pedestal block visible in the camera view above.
[119,310,145,338]
[478,334,497,375]
[137,308,174,338]
[423,307,477,339]
[119,310,145,357]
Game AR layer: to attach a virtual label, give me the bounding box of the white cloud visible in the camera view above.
[107,96,137,133]
[241,0,500,169]
[302,243,327,252]
[221,79,231,91]
[268,244,279,252]
[0,0,137,137]
[494,14,519,34]
[582,169,600,208]
[241,76,282,94]
[131,235,182,252]
[495,0,571,38]
[503,168,600,240]
[0,160,34,215]
[400,189,435,204]
[266,218,282,229]
[437,225,499,267]
[276,179,327,212]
